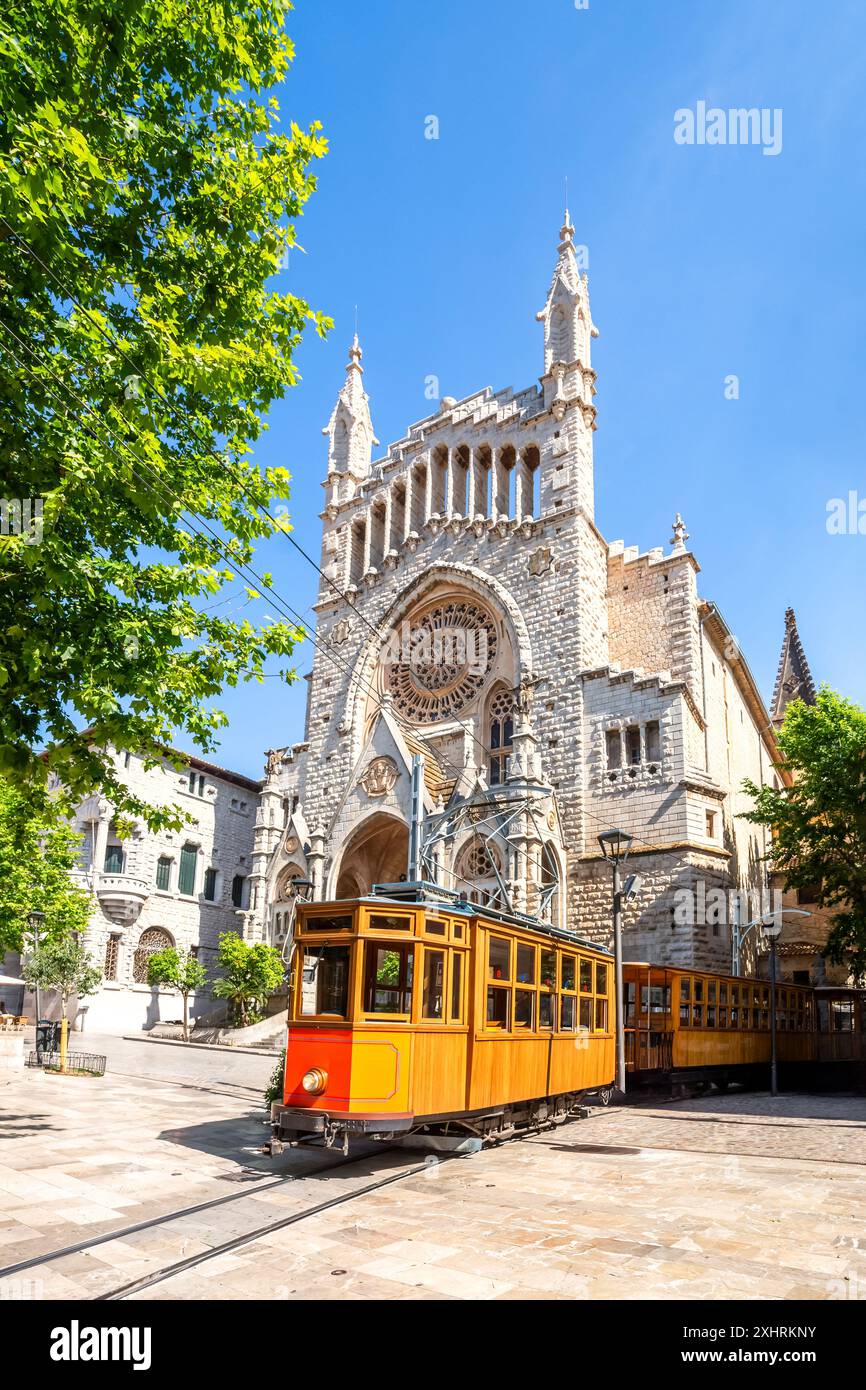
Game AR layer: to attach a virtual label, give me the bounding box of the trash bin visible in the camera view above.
[35,1019,59,1058]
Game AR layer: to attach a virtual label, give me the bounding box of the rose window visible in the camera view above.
[383,599,498,723]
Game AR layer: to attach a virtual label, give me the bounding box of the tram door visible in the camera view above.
[625,970,673,1073]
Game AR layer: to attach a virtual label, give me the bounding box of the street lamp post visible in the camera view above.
[27,909,44,1034]
[762,916,783,1097]
[598,828,634,1094]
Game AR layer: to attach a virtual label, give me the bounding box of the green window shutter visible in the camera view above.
[178,844,197,896]
[155,857,171,892]
[203,868,217,902]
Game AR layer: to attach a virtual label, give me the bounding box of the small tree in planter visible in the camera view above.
[146,948,207,1042]
[22,938,101,1072]
[212,933,284,1028]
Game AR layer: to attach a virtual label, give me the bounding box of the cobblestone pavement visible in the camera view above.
[2,1050,866,1301]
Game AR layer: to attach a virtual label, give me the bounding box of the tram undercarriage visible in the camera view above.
[269,1086,613,1155]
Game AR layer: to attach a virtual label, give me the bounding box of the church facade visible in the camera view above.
[247,214,787,976]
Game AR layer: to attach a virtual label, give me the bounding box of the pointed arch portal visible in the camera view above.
[333,813,409,898]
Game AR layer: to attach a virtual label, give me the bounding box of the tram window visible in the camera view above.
[489,936,510,981]
[517,943,536,984]
[730,1007,739,1026]
[761,1010,769,1029]
[300,945,350,1017]
[708,981,716,1004]
[719,983,727,1004]
[719,1007,727,1027]
[365,944,414,1015]
[426,917,447,937]
[694,979,703,1003]
[626,982,637,1022]
[595,997,608,1032]
[515,989,535,1029]
[453,923,464,940]
[693,1004,703,1026]
[707,1006,716,1028]
[731,985,739,1005]
[304,914,353,933]
[560,995,576,1030]
[487,986,510,1029]
[451,952,462,1021]
[422,950,445,1020]
[741,1007,750,1028]
[370,913,412,933]
[540,950,557,990]
[680,977,691,1001]
[595,962,608,996]
[643,984,670,1014]
[539,993,553,1029]
[579,997,592,1030]
[561,955,576,992]
[579,959,593,993]
[679,1003,690,1026]
[832,1001,855,1033]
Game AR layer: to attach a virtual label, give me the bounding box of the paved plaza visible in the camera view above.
[1,1038,865,1301]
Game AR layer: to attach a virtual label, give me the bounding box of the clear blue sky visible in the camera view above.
[202,0,866,780]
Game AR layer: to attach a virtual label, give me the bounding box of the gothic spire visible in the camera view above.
[770,607,817,726]
[536,207,597,379]
[322,334,378,485]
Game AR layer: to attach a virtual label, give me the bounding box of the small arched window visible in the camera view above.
[456,840,503,907]
[488,688,514,787]
[133,927,174,984]
[541,843,561,927]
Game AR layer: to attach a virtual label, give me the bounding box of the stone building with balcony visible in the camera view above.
[1,748,261,1033]
[246,212,792,976]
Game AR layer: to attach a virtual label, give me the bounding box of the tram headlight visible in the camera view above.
[301,1067,327,1095]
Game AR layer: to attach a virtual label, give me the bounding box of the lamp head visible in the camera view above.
[597,828,634,865]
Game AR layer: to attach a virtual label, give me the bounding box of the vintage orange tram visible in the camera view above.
[269,883,615,1152]
[624,962,866,1089]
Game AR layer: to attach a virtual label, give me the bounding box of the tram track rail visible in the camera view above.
[0,1142,404,1282]
[98,1155,437,1300]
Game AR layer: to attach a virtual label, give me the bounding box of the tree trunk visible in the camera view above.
[182,991,189,1044]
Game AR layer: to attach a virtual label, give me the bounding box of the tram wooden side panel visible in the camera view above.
[408,1027,469,1118]
[466,919,615,1111]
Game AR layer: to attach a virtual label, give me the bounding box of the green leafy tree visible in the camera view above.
[212,931,284,1027]
[264,1046,286,1111]
[742,687,866,976]
[0,0,328,829]
[146,945,207,1042]
[22,935,101,1069]
[0,782,91,954]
